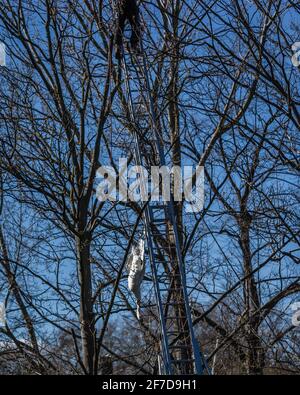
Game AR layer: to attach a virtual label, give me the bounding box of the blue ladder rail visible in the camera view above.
[120,40,209,375]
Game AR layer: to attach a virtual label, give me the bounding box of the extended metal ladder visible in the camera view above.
[119,39,208,375]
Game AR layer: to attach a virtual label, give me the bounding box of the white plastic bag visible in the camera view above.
[126,238,145,320]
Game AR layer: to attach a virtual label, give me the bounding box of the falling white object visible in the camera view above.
[126,238,145,320]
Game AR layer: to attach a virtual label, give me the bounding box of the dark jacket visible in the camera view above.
[115,0,141,52]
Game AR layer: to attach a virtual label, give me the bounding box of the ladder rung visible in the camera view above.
[151,219,167,225]
[158,274,181,280]
[154,257,167,262]
[150,206,166,214]
[150,217,169,221]
[164,301,185,306]
[167,330,189,335]
[169,344,192,349]
[152,227,169,234]
[152,219,167,225]
[151,233,167,238]
[151,225,166,230]
[150,204,167,210]
[153,251,168,257]
[150,223,168,232]
[159,288,184,292]
[158,279,182,291]
[153,224,174,230]
[171,359,195,364]
[151,246,167,252]
[160,282,182,291]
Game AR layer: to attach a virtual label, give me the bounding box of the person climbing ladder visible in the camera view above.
[114,0,141,59]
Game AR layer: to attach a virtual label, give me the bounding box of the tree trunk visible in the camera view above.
[76,234,95,375]
[240,213,265,374]
[166,1,193,373]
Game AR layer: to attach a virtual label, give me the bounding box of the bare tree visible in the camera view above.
[0,0,299,375]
